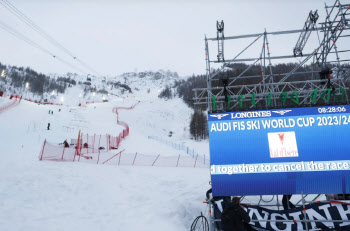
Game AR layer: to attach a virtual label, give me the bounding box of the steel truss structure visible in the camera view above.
[193,0,350,112]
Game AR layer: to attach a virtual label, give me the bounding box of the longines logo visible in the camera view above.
[272,110,292,116]
[230,111,271,119]
[210,114,229,120]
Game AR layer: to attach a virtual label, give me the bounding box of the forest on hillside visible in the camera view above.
[0,62,74,96]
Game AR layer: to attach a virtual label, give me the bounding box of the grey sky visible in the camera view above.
[0,0,345,77]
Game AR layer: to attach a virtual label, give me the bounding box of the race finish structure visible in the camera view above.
[208,105,350,196]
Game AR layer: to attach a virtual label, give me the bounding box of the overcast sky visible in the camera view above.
[0,0,346,77]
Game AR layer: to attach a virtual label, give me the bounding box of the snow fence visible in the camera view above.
[38,101,210,168]
[39,140,208,168]
[0,95,20,114]
[39,132,123,162]
[148,136,207,160]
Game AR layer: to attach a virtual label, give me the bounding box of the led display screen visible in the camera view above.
[208,105,350,196]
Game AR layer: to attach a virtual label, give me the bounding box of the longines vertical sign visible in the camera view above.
[208,105,350,196]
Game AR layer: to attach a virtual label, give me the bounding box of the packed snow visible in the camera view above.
[0,83,212,231]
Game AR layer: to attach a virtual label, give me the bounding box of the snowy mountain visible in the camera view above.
[0,63,213,231]
[0,62,182,106]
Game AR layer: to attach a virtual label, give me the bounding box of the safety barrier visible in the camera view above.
[103,152,208,168]
[38,140,109,163]
[79,133,110,152]
[109,101,140,149]
[148,136,207,160]
[0,95,20,114]
[77,102,140,152]
[39,140,209,168]
[39,140,77,161]
[39,102,148,166]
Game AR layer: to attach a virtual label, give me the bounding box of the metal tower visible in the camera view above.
[293,10,319,57]
[216,20,225,62]
[194,0,350,113]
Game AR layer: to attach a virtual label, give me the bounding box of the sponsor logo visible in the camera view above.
[272,110,292,116]
[244,204,347,231]
[268,131,299,158]
[210,114,229,120]
[231,111,271,119]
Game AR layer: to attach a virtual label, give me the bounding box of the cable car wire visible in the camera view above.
[0,0,99,75]
[0,19,87,74]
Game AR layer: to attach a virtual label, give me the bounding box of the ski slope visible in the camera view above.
[0,91,211,231]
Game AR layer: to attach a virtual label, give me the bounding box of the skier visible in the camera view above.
[63,140,69,148]
[47,123,50,130]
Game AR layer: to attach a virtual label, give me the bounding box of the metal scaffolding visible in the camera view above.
[193,0,350,112]
[293,10,319,57]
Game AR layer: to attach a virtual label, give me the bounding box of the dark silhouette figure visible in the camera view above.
[206,188,231,230]
[221,197,254,231]
[63,140,69,148]
[47,123,50,130]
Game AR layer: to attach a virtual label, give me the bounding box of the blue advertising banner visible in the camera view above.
[208,105,350,196]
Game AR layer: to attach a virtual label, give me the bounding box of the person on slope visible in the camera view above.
[63,140,69,148]
[221,197,254,231]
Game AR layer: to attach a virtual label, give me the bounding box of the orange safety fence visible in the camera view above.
[0,95,21,114]
[109,101,140,149]
[39,140,208,168]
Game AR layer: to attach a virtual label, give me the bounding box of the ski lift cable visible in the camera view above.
[0,20,52,56]
[0,0,97,75]
[0,0,73,57]
[0,19,87,74]
[0,0,99,75]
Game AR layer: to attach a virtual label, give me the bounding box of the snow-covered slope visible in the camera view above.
[0,73,211,231]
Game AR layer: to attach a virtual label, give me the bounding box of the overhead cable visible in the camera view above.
[0,19,87,74]
[0,0,99,75]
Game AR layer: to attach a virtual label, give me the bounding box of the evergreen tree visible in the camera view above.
[190,110,208,140]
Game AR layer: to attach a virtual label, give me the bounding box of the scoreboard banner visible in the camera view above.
[208,105,350,196]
